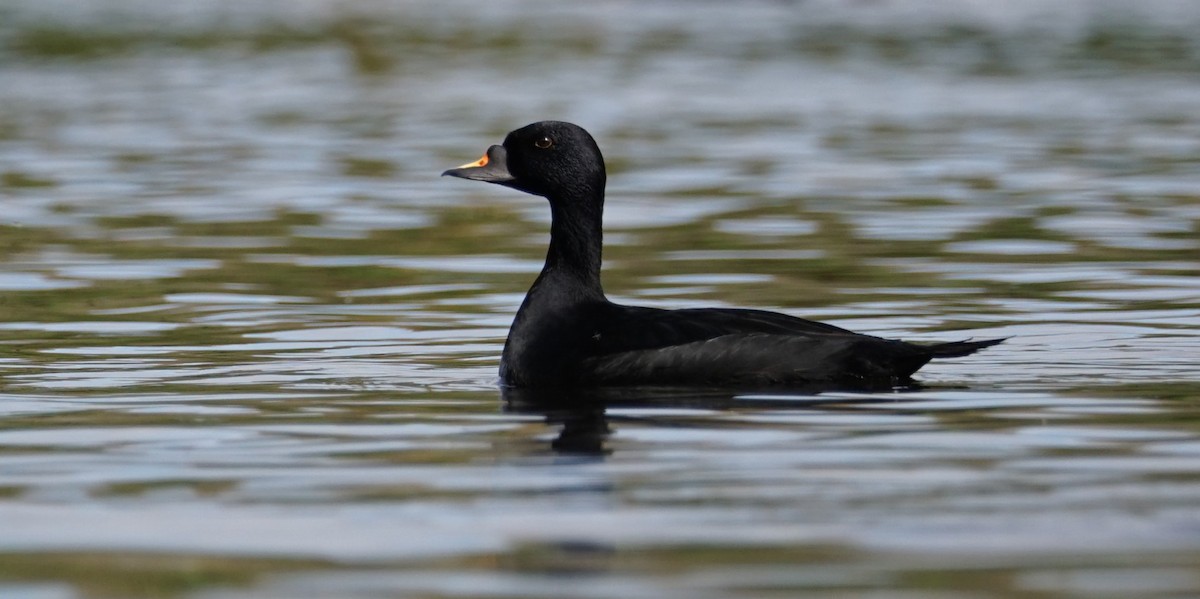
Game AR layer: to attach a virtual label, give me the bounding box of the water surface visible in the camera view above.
[1,1,1199,597]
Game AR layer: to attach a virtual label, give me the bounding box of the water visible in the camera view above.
[1,1,1199,597]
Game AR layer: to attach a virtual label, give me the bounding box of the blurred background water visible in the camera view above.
[1,0,1198,597]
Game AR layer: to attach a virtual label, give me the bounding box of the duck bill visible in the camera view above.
[442,145,515,183]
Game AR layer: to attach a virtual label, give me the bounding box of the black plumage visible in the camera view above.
[444,121,1002,388]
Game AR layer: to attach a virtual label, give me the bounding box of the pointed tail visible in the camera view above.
[927,337,1006,359]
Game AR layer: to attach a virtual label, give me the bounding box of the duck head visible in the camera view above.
[443,121,606,200]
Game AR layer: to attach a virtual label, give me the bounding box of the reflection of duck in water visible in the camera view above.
[544,408,610,456]
[502,386,910,456]
[446,121,1003,389]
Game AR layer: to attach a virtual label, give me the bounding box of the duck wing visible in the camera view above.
[588,304,858,356]
[580,331,929,387]
[577,303,1003,387]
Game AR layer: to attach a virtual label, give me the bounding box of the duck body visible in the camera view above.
[444,121,1002,389]
[501,282,993,388]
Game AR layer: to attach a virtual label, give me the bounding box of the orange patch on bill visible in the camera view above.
[456,153,489,169]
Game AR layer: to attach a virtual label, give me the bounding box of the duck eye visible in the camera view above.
[534,136,554,149]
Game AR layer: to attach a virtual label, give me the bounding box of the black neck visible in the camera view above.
[541,187,605,296]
